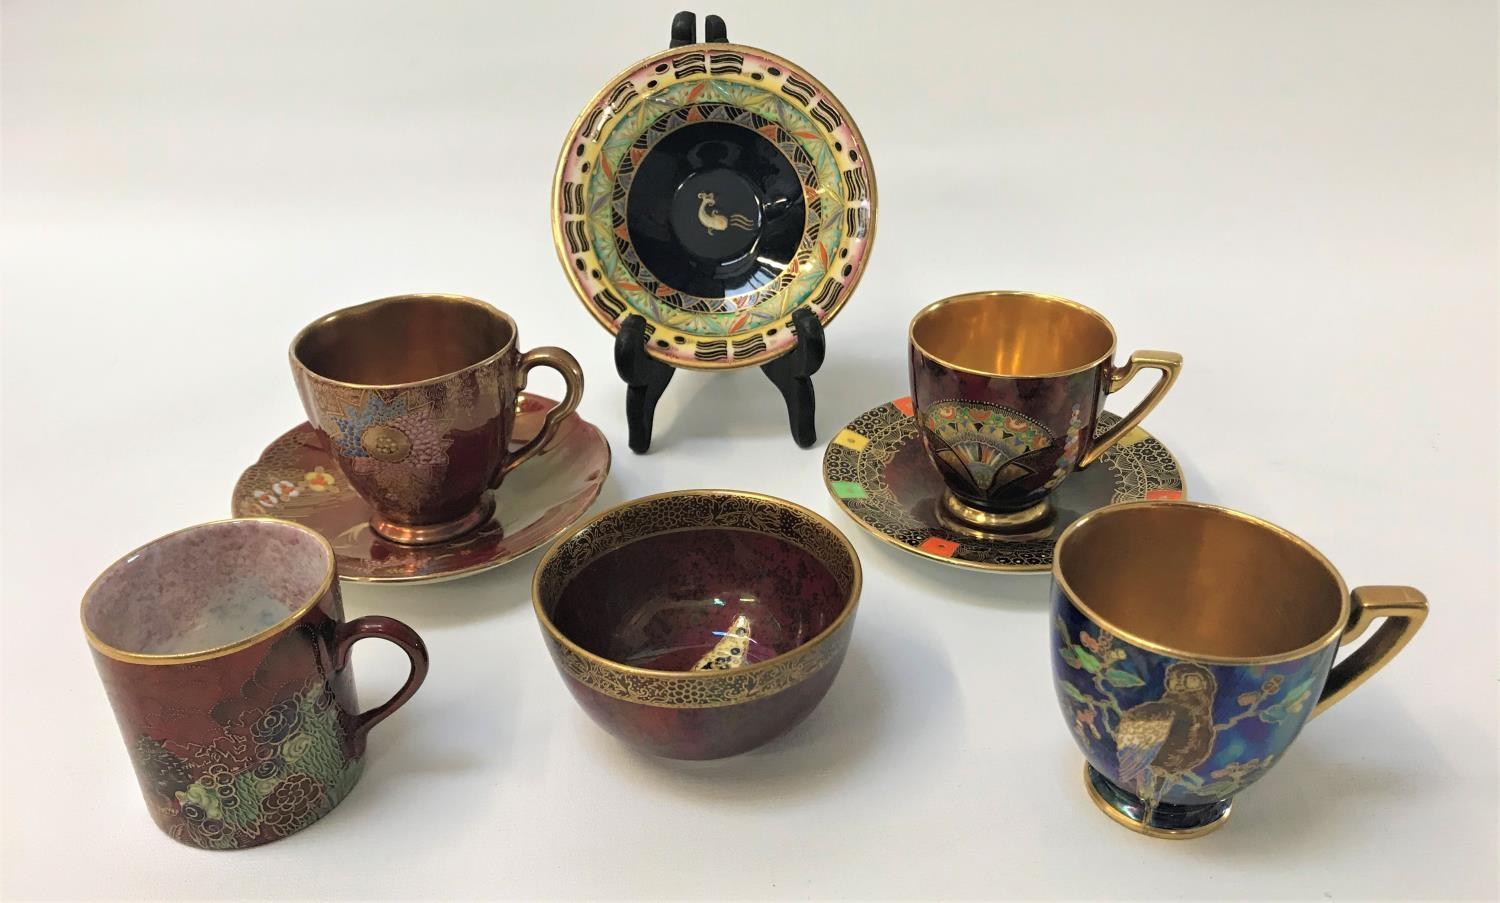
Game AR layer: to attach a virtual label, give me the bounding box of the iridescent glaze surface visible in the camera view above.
[533,491,860,758]
[232,396,610,583]
[1052,587,1334,829]
[1049,500,1427,838]
[910,361,1098,515]
[289,294,583,545]
[82,520,428,849]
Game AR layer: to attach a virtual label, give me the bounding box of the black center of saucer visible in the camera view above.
[627,120,805,304]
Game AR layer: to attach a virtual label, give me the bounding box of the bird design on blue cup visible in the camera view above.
[1052,605,1331,831]
[1049,499,1427,838]
[1115,663,1218,796]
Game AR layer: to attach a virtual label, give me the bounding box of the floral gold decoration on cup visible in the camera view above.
[290,293,583,545]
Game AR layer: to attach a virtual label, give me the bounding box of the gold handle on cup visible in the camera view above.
[495,346,585,484]
[1312,586,1428,717]
[1078,350,1183,469]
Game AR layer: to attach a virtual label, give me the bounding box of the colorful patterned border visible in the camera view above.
[588,97,830,328]
[553,44,875,369]
[822,399,1186,572]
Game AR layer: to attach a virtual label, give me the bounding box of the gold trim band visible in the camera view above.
[532,489,862,708]
[545,626,852,708]
[1083,763,1232,839]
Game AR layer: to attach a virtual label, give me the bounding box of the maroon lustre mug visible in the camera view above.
[81,518,429,849]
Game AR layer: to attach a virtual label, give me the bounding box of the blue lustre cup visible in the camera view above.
[1050,500,1427,839]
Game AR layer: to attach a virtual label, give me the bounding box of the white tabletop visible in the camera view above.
[3,2,1496,899]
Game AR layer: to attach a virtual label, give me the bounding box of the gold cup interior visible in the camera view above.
[1056,503,1347,660]
[910,291,1116,376]
[293,294,515,385]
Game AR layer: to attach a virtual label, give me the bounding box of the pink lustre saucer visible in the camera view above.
[232,395,611,584]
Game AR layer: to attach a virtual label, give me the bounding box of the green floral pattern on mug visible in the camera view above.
[132,681,362,850]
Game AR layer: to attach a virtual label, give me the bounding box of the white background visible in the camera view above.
[3,1,1497,899]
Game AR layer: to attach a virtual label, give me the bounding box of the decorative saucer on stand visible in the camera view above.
[232,396,610,584]
[552,41,875,369]
[551,21,875,452]
[822,398,1186,572]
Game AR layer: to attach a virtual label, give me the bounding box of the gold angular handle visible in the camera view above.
[1078,350,1183,469]
[1312,586,1427,717]
[496,346,585,483]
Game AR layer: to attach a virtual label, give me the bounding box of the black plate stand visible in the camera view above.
[611,11,827,454]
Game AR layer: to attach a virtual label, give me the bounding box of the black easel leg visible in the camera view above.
[669,11,696,47]
[615,315,675,454]
[761,307,826,448]
[672,10,727,45]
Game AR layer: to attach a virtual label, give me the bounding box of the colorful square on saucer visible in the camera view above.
[1146,489,1184,501]
[833,429,869,452]
[892,396,915,417]
[830,481,867,500]
[917,536,959,557]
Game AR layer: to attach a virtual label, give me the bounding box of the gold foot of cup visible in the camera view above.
[370,493,496,546]
[937,491,1053,539]
[1083,763,1231,839]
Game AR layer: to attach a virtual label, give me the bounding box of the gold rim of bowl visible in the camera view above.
[531,488,863,683]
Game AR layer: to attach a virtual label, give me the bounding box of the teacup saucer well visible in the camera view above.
[822,397,1185,572]
[233,395,610,583]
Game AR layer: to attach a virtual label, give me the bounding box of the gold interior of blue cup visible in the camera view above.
[1054,502,1349,661]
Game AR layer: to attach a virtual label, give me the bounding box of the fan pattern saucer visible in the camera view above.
[232,395,610,583]
[553,43,875,369]
[823,398,1185,572]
